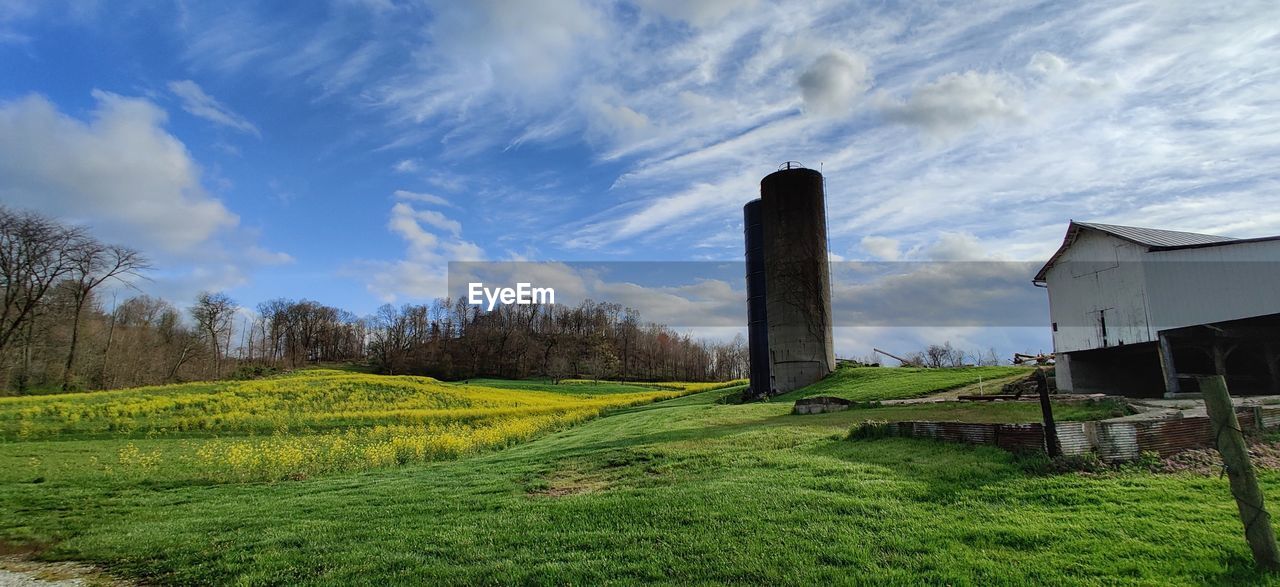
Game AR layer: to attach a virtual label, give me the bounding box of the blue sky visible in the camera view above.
[2,0,1278,358]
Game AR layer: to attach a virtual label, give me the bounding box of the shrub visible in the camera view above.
[229,365,280,380]
[846,420,893,441]
[1021,451,1108,474]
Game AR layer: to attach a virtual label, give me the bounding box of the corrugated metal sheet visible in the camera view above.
[936,423,997,445]
[1136,418,1214,457]
[1260,407,1280,429]
[995,424,1044,453]
[1095,422,1140,462]
[1074,222,1235,248]
[879,407,1280,461]
[1056,422,1095,456]
[1237,408,1259,431]
[909,421,938,439]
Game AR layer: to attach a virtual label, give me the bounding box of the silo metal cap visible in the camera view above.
[762,163,823,188]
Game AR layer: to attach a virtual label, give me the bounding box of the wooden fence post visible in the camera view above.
[1201,375,1280,570]
[1036,368,1059,457]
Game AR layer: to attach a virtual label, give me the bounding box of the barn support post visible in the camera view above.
[1158,332,1180,397]
[1214,344,1228,376]
[1201,375,1280,570]
[1213,343,1239,378]
[1266,343,1280,396]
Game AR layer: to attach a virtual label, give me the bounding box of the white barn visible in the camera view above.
[1034,221,1280,397]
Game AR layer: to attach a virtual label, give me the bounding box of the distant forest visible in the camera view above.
[1,206,747,393]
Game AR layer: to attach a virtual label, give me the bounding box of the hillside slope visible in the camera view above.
[775,365,1028,402]
[1,377,1274,585]
[0,371,722,482]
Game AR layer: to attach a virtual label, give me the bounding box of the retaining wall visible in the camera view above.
[883,406,1279,462]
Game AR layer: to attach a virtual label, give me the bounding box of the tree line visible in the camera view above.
[365,299,747,382]
[1,207,747,393]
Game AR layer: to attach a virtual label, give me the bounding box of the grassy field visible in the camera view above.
[776,365,1029,402]
[0,370,727,482]
[2,368,1278,585]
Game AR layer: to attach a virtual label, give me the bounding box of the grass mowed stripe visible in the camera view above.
[776,365,1030,402]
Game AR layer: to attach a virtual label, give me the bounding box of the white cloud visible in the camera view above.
[392,159,420,173]
[591,278,743,328]
[0,91,239,252]
[397,203,461,238]
[635,0,756,27]
[245,245,296,266]
[393,189,452,207]
[388,202,440,255]
[359,200,484,301]
[830,261,1045,327]
[913,231,992,261]
[0,90,299,304]
[879,70,1023,136]
[1028,51,1068,76]
[167,80,260,136]
[374,0,606,125]
[566,175,757,249]
[581,87,652,145]
[860,236,901,261]
[798,51,871,116]
[1026,51,1117,99]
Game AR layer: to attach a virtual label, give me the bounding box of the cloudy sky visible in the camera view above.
[2,0,1278,358]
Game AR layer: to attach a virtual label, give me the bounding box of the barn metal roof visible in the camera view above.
[1071,222,1236,248]
[1033,221,1243,283]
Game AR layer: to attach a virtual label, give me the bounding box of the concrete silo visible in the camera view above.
[756,164,835,394]
[743,199,772,400]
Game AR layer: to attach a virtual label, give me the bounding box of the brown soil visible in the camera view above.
[1160,439,1280,475]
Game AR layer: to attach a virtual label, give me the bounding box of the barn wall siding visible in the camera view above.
[1144,240,1280,332]
[1045,231,1152,354]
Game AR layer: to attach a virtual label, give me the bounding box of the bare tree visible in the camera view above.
[0,207,84,362]
[190,292,237,379]
[61,243,148,390]
[923,344,949,369]
[923,342,968,368]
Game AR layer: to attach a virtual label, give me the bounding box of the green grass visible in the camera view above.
[776,365,1029,402]
[2,376,1279,585]
[795,399,1126,426]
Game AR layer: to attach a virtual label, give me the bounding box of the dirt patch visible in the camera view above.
[526,449,667,498]
[527,469,612,498]
[0,542,50,559]
[0,557,131,587]
[1160,439,1280,475]
[0,541,130,587]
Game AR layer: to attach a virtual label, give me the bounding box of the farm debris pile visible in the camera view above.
[1159,438,1280,475]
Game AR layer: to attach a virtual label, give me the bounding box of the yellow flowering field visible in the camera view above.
[0,370,740,481]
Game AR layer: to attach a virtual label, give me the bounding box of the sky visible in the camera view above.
[2,0,1279,359]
